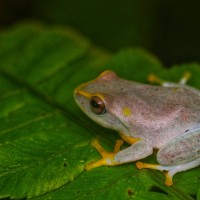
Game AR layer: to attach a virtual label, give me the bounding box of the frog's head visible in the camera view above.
[74,70,130,134]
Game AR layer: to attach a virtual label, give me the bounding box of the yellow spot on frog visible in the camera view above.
[122,107,132,117]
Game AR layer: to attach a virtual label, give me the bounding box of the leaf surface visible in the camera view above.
[0,23,199,200]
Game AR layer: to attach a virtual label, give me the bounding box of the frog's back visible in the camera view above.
[107,79,200,144]
[124,84,200,147]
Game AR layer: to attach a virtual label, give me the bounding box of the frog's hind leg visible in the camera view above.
[137,128,200,186]
[136,158,200,186]
[148,71,200,94]
[148,71,191,87]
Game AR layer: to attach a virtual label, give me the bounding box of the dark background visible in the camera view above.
[1,0,200,67]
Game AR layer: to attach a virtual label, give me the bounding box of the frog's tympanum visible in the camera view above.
[74,70,200,186]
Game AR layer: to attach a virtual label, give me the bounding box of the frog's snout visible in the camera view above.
[74,84,82,94]
[74,87,80,96]
[74,87,83,102]
[74,84,85,99]
[74,84,92,100]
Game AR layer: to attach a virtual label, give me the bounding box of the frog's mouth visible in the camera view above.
[115,118,132,136]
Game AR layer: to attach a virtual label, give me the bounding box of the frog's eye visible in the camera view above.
[90,96,106,115]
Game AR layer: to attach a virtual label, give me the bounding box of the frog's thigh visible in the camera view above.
[157,128,200,166]
[138,128,200,186]
[114,140,153,163]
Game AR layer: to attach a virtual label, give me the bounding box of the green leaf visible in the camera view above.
[0,22,199,200]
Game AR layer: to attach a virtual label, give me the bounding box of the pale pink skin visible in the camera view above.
[74,71,200,177]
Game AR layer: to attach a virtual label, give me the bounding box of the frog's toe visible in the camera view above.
[147,74,164,85]
[136,159,200,186]
[147,71,192,87]
[136,161,174,186]
[179,71,191,85]
[164,171,173,186]
[114,139,124,152]
[85,158,107,171]
[136,161,159,170]
[85,139,124,171]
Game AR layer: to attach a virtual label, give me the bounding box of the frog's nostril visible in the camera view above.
[74,90,81,101]
[76,93,81,98]
[74,92,80,98]
[74,88,80,96]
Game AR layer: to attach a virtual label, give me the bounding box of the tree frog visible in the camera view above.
[74,70,200,186]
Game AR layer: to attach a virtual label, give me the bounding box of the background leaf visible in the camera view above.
[2,0,200,66]
[0,23,199,199]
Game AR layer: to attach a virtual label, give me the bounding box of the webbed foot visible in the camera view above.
[136,161,174,186]
[136,158,200,186]
[86,139,124,171]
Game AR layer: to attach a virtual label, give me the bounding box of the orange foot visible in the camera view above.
[147,72,191,86]
[86,139,124,171]
[136,161,173,186]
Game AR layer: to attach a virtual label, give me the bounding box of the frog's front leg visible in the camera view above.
[86,139,153,170]
[85,139,124,170]
[137,128,200,186]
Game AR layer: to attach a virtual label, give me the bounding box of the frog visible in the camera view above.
[74,70,200,186]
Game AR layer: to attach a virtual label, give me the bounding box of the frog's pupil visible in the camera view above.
[91,99,99,108]
[90,96,106,115]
